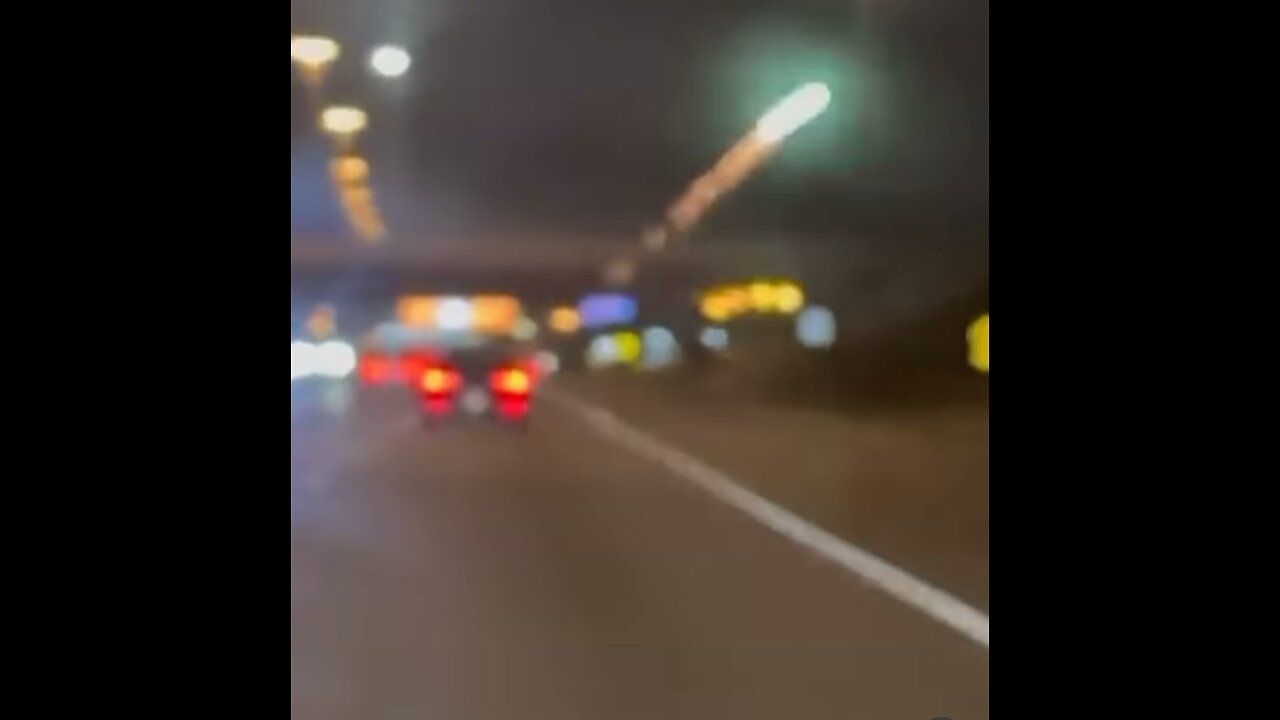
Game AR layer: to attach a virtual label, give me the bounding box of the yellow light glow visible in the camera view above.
[320,106,367,137]
[749,282,776,312]
[614,331,642,365]
[969,314,989,373]
[331,156,370,186]
[722,286,751,315]
[499,369,531,394]
[422,368,450,393]
[471,296,521,334]
[305,304,337,339]
[340,186,373,211]
[397,297,438,328]
[548,306,582,334]
[290,36,340,69]
[700,294,732,322]
[774,283,805,314]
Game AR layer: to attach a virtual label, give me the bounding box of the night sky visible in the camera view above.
[291,0,988,260]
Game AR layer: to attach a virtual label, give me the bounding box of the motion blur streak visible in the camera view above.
[667,83,830,234]
[292,0,988,714]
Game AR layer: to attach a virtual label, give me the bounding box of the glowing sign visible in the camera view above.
[395,295,522,334]
[969,314,989,373]
[698,280,804,321]
[578,293,638,329]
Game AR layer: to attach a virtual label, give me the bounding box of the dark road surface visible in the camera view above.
[291,383,989,719]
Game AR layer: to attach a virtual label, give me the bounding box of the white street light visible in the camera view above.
[663,82,833,235]
[291,36,340,87]
[370,45,412,78]
[291,36,340,67]
[755,82,832,143]
[320,106,368,138]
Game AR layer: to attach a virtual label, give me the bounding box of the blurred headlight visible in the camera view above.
[292,341,317,380]
[315,341,357,378]
[795,306,837,349]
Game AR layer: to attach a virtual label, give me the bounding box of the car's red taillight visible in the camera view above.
[491,367,532,396]
[421,366,460,395]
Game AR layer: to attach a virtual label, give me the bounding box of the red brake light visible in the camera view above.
[421,366,459,395]
[492,367,531,395]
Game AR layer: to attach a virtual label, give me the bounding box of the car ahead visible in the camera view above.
[414,344,537,428]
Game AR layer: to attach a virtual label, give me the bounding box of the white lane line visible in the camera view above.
[547,390,991,649]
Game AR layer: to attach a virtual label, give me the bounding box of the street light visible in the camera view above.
[369,45,412,78]
[664,82,833,234]
[755,82,832,144]
[290,35,340,87]
[330,156,370,186]
[320,106,368,141]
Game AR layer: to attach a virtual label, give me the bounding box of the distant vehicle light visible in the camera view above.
[315,341,357,378]
[436,298,473,331]
[796,306,837,349]
[641,327,681,369]
[396,295,522,334]
[586,335,620,368]
[291,341,317,380]
[397,297,438,329]
[699,326,730,351]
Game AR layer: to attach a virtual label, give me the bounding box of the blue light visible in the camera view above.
[578,294,638,328]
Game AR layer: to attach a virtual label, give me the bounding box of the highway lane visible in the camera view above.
[557,373,991,612]
[291,387,990,719]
